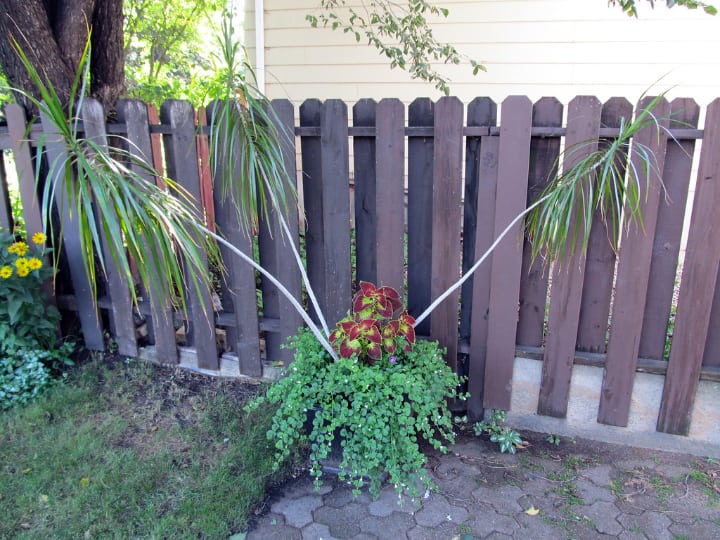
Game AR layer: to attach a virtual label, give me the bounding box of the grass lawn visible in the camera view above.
[0,356,300,539]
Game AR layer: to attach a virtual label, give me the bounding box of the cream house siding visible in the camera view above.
[244,0,720,106]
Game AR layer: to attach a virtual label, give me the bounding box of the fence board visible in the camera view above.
[407,98,435,336]
[538,96,602,418]
[0,148,11,229]
[466,98,499,421]
[516,97,563,347]
[658,98,720,434]
[258,99,303,365]
[484,96,533,411]
[374,98,405,294]
[353,99,377,285]
[6,104,44,241]
[116,100,177,364]
[598,97,670,427]
[430,97,464,372]
[205,102,261,376]
[195,109,215,232]
[639,99,699,360]
[703,278,720,367]
[460,98,497,346]
[302,99,352,327]
[576,98,632,352]
[160,100,218,370]
[80,98,138,358]
[39,110,104,350]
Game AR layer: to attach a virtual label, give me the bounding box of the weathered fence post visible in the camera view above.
[483,96,533,411]
[117,99,177,364]
[161,100,218,370]
[538,96,602,418]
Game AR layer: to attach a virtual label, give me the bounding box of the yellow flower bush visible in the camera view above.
[0,228,57,348]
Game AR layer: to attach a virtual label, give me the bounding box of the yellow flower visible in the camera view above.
[9,241,29,256]
[28,257,43,270]
[17,266,30,277]
[0,265,12,279]
[32,232,47,245]
[15,257,28,270]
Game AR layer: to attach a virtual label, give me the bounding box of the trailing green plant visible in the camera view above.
[246,283,465,499]
[474,409,523,454]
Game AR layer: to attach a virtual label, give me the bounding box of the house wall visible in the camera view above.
[244,0,720,107]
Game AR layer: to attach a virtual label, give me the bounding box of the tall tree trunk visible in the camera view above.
[0,0,124,114]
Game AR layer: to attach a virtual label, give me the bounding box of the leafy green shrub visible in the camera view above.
[247,283,465,499]
[474,409,523,454]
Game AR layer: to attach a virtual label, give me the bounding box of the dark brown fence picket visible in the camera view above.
[658,98,720,435]
[575,97,632,353]
[639,99,699,361]
[598,97,671,427]
[80,98,137,358]
[484,96,533,411]
[538,96,602,418]
[466,98,499,421]
[300,99,352,328]
[407,98,435,336]
[429,97,464,372]
[353,99,377,285]
[160,100,218,370]
[460,98,497,350]
[39,108,105,351]
[516,97,563,348]
[117,99,177,364]
[206,102,261,376]
[257,99,303,366]
[374,98,405,294]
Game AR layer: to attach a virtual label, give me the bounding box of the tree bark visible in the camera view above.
[0,0,124,114]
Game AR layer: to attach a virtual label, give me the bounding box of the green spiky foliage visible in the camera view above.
[525,93,671,263]
[207,14,296,238]
[12,38,219,314]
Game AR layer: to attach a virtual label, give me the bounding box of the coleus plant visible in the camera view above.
[329,281,416,362]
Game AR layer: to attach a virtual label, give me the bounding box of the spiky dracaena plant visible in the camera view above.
[11,38,219,314]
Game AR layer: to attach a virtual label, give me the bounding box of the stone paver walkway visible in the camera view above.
[247,432,720,539]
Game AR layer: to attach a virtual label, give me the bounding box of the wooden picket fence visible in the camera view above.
[1,95,719,438]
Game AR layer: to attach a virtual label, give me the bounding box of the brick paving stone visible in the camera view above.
[313,502,368,539]
[247,513,302,540]
[414,493,469,527]
[581,464,614,486]
[614,499,646,516]
[483,533,513,540]
[583,501,623,535]
[434,471,484,504]
[324,486,373,508]
[301,522,338,540]
[617,510,673,540]
[514,511,574,540]
[614,459,659,473]
[468,508,520,537]
[471,484,524,514]
[670,520,720,539]
[359,511,417,537]
[407,521,459,539]
[368,486,417,517]
[282,476,333,499]
[618,530,646,540]
[271,494,324,528]
[663,489,720,520]
[576,477,617,504]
